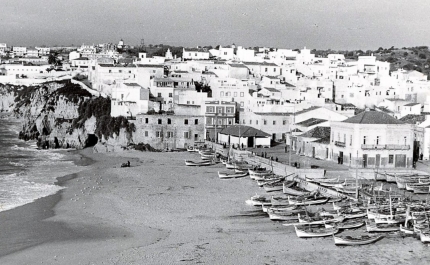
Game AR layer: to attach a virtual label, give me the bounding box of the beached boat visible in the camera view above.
[257,176,286,187]
[201,153,216,160]
[305,176,339,183]
[343,210,367,219]
[413,186,430,194]
[249,168,273,179]
[294,225,338,238]
[333,234,384,246]
[374,215,405,224]
[198,149,214,155]
[325,220,365,230]
[186,146,199,152]
[298,214,345,225]
[399,224,414,235]
[268,208,304,221]
[246,195,272,206]
[365,221,400,232]
[218,171,248,179]
[420,231,430,243]
[283,184,310,196]
[288,196,329,206]
[263,181,286,192]
[185,160,212,166]
[405,182,430,191]
[226,161,248,170]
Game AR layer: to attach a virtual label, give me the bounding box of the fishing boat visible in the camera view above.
[294,225,339,238]
[365,221,400,232]
[305,176,339,183]
[405,182,430,191]
[246,195,272,206]
[374,215,405,224]
[343,210,367,219]
[218,171,248,179]
[399,224,414,235]
[325,220,365,230]
[333,234,384,246]
[257,176,286,187]
[226,161,248,170]
[185,160,212,166]
[201,153,216,160]
[249,168,273,179]
[267,208,304,221]
[283,184,310,196]
[263,181,286,192]
[265,204,299,213]
[420,231,430,243]
[298,213,345,225]
[288,196,329,206]
[198,149,214,155]
[186,146,199,152]
[413,186,430,194]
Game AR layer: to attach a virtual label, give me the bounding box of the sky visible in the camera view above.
[1,0,430,50]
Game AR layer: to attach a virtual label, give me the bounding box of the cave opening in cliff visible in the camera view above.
[85,134,98,148]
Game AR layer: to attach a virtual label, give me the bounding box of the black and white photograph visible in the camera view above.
[1,1,430,264]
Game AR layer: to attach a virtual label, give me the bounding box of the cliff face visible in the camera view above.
[0,81,132,149]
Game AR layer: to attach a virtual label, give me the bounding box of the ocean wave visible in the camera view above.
[8,161,25,167]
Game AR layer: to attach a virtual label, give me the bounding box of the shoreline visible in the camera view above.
[0,149,429,264]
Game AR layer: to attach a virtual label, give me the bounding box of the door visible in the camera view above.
[247,137,254,148]
[376,154,381,168]
[339,151,343,165]
[363,154,368,168]
[395,154,406,168]
[312,147,316,158]
[326,148,329,159]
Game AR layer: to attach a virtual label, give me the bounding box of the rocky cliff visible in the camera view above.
[0,80,135,149]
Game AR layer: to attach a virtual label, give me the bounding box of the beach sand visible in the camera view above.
[0,149,429,264]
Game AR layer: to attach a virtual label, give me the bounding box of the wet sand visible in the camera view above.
[0,148,429,264]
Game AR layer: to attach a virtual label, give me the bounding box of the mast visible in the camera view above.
[356,150,359,200]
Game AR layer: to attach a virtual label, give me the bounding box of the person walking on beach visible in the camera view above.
[127,161,130,167]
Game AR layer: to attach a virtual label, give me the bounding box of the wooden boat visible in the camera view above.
[246,195,272,206]
[333,234,384,246]
[218,171,248,179]
[325,220,365,230]
[198,149,214,155]
[288,196,329,206]
[305,176,339,183]
[263,181,285,192]
[201,153,216,160]
[399,224,414,235]
[335,186,359,194]
[266,204,299,213]
[298,214,345,225]
[374,215,405,224]
[253,173,276,181]
[186,146,199,152]
[185,160,212,166]
[283,184,310,196]
[294,225,338,238]
[365,221,400,232]
[343,210,367,220]
[405,182,430,191]
[268,209,304,221]
[249,168,273,179]
[420,231,430,243]
[413,186,430,194]
[257,176,286,187]
[226,161,248,170]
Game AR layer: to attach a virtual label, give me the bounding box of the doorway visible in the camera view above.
[363,154,368,168]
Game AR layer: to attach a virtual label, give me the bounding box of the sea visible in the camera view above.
[0,116,84,212]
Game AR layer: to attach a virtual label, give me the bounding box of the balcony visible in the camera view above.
[334,141,346,147]
[361,144,410,150]
[205,125,228,129]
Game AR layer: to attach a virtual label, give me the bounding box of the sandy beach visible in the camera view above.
[0,148,429,265]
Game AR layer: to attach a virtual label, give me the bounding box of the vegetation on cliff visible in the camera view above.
[71,96,136,139]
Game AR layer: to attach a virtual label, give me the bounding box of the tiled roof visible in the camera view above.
[399,114,425,124]
[229,63,248,68]
[294,106,320,115]
[243,62,278,67]
[299,126,331,139]
[295,118,327,127]
[342,111,405,124]
[137,64,164,68]
[284,82,295,87]
[404,103,420,107]
[123,83,141,87]
[254,112,291,116]
[264,87,280,92]
[219,125,271,137]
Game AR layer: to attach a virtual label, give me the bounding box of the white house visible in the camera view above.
[111,83,150,117]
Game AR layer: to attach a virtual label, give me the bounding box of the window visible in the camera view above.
[157,93,162,97]
[144,131,148,137]
[404,136,407,145]
[169,93,172,97]
[194,119,198,125]
[256,120,259,125]
[240,102,244,107]
[376,136,380,145]
[184,132,189,139]
[250,120,252,125]
[283,120,286,125]
[344,134,346,144]
[156,131,161,138]
[240,92,244,97]
[184,119,188,125]
[273,68,276,72]
[109,70,112,73]
[264,120,267,125]
[119,70,122,73]
[167,118,171,124]
[265,68,268,72]
[158,119,162,124]
[166,131,173,138]
[363,136,366,145]
[220,92,224,97]
[234,92,237,97]
[273,120,276,125]
[145,118,149,124]
[389,155,394,164]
